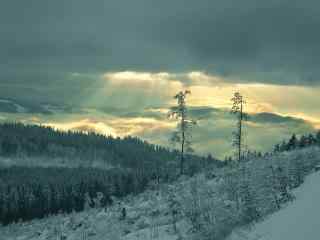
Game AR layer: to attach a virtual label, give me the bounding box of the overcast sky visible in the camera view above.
[0,0,319,158]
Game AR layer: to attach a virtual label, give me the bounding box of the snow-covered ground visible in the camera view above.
[0,177,195,240]
[228,170,320,240]
[1,147,319,240]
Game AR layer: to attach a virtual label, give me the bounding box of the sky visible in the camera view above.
[0,0,319,158]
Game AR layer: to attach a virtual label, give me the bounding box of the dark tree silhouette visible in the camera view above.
[231,92,247,162]
[168,90,197,175]
[287,134,298,150]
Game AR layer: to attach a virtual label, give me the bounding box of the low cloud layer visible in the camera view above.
[0,102,317,158]
[0,70,318,158]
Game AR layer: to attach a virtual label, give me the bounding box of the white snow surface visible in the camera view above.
[0,180,193,240]
[228,170,320,240]
[1,147,320,240]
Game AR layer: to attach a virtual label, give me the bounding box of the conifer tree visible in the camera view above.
[168,90,196,175]
[316,131,320,146]
[307,134,316,145]
[231,92,247,162]
[299,135,308,148]
[287,134,298,150]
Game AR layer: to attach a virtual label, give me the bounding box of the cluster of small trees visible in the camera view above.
[0,123,222,175]
[274,132,320,153]
[0,166,150,225]
[0,123,178,169]
[177,147,320,239]
[0,123,225,225]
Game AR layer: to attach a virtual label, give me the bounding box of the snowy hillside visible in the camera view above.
[1,147,320,240]
[228,170,320,240]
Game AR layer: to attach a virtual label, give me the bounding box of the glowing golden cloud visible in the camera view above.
[103,71,183,94]
[104,71,172,83]
[25,70,319,158]
[107,117,175,136]
[187,71,228,86]
[43,119,117,136]
[100,71,320,126]
[42,117,175,138]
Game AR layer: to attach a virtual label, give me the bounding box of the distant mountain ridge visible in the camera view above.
[0,98,75,115]
[0,122,222,171]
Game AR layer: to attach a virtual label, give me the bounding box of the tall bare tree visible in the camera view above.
[231,91,247,162]
[168,90,196,175]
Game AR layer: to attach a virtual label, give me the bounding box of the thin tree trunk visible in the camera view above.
[238,100,243,162]
[270,165,281,209]
[181,122,185,175]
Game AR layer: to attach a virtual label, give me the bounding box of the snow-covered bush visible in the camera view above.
[178,147,320,240]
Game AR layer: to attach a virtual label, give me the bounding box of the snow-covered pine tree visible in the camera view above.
[168,90,196,175]
[231,91,247,163]
[268,165,281,210]
[288,155,304,189]
[316,131,320,146]
[84,193,92,211]
[238,163,260,223]
[167,187,180,233]
[287,134,298,151]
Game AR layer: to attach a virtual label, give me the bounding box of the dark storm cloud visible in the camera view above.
[1,0,320,96]
[147,0,320,85]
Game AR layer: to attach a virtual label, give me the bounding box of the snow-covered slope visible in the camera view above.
[1,147,320,240]
[228,170,320,240]
[0,181,192,240]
